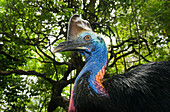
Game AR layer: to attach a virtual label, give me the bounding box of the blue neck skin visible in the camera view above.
[74,39,108,95]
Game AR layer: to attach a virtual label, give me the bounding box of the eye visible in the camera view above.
[84,35,91,40]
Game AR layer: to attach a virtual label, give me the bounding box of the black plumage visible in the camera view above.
[73,61,170,112]
[103,61,170,112]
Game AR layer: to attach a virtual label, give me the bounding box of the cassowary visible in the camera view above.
[53,15,170,112]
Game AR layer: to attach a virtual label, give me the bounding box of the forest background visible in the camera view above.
[0,0,169,112]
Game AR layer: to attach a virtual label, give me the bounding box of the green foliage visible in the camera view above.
[0,0,169,111]
[0,75,28,111]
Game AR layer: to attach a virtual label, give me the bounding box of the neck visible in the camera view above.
[74,44,108,96]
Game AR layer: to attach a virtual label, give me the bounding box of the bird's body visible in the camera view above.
[71,37,170,112]
[54,15,170,112]
[103,61,170,112]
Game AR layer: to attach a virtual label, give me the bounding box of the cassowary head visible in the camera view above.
[53,15,106,59]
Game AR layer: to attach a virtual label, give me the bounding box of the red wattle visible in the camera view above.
[68,89,76,112]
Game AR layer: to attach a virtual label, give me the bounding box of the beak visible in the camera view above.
[53,40,91,53]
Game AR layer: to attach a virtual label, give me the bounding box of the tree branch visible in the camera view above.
[0,69,54,84]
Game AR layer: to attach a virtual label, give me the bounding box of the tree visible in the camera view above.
[0,0,169,111]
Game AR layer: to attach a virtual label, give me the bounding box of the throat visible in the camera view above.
[92,64,109,96]
[75,47,109,96]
